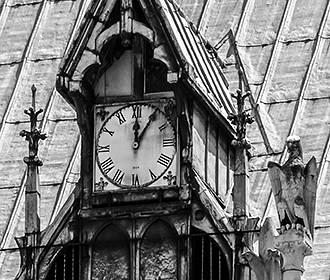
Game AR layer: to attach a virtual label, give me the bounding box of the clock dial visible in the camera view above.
[96,104,176,188]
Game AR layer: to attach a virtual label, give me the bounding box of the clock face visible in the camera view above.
[96,103,176,188]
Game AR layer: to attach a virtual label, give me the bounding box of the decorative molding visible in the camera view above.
[274,226,312,280]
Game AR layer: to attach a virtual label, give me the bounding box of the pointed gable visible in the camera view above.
[57,0,234,120]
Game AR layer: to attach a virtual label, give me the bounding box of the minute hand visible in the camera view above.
[138,109,157,142]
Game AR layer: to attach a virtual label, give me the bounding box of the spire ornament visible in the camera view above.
[20,85,47,166]
[227,73,254,219]
[18,85,47,280]
[228,74,255,280]
[227,88,254,151]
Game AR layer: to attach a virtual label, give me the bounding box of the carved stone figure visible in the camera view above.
[244,137,318,280]
[241,218,281,280]
[268,136,318,237]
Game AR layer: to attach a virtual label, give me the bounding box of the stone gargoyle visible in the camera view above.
[268,136,318,238]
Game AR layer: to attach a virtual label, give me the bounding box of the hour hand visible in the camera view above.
[138,109,157,141]
[132,118,140,150]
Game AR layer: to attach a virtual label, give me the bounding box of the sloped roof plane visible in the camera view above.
[180,0,330,278]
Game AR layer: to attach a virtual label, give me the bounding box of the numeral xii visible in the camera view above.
[132,105,142,118]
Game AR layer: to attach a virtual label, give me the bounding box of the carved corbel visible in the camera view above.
[242,218,281,280]
[242,249,282,280]
[241,251,266,280]
[274,225,312,280]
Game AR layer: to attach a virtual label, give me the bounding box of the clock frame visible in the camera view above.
[94,101,177,191]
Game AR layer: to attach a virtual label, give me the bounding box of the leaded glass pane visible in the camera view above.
[140,221,177,280]
[92,225,130,280]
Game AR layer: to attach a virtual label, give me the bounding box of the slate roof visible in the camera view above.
[0,0,329,279]
[158,0,235,116]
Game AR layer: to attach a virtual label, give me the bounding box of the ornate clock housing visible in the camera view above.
[94,102,176,190]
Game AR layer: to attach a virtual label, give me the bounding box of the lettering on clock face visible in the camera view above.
[163,138,175,147]
[96,104,176,189]
[97,144,110,153]
[102,127,114,136]
[113,169,124,184]
[149,169,157,180]
[132,105,142,118]
[158,122,168,131]
[115,111,126,125]
[131,174,140,187]
[100,157,114,174]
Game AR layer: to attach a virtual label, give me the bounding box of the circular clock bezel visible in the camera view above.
[96,103,176,189]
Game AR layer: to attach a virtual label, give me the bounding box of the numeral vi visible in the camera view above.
[131,174,140,187]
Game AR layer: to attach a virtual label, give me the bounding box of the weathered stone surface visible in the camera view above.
[204,0,245,45]
[281,0,328,41]
[238,0,286,45]
[0,0,329,278]
[264,41,314,103]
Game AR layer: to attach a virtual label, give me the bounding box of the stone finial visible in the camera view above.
[268,136,318,238]
[20,85,47,166]
[227,89,254,150]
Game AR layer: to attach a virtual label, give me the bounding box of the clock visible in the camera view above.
[95,103,176,189]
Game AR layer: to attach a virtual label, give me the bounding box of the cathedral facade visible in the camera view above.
[0,0,328,279]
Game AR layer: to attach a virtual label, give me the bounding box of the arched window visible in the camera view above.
[92,225,130,280]
[140,220,178,280]
[45,245,79,280]
[191,227,230,280]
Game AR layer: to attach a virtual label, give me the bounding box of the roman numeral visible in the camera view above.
[132,105,142,118]
[100,158,114,174]
[115,111,126,125]
[102,127,114,136]
[113,169,124,184]
[163,138,175,147]
[131,174,140,187]
[157,153,172,167]
[97,144,110,153]
[149,169,157,180]
[159,122,168,131]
